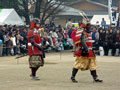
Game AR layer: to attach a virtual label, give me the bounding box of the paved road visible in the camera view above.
[0,51,120,90]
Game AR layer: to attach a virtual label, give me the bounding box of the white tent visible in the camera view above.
[90,15,110,25]
[0,9,24,25]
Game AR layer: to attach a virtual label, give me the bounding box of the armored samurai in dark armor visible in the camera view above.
[71,23,103,83]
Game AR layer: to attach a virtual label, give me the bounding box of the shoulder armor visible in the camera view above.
[27,30,34,39]
[75,29,84,45]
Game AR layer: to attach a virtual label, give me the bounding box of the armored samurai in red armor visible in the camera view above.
[28,21,44,80]
[71,23,103,83]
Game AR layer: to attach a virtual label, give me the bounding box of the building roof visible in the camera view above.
[70,0,117,11]
[56,5,84,16]
[70,0,108,11]
[84,10,108,16]
[58,3,108,17]
[67,0,118,17]
[90,0,118,7]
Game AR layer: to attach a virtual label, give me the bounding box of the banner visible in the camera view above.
[108,0,112,23]
[111,12,119,27]
[108,0,119,27]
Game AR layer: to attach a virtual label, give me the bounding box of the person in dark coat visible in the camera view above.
[98,29,105,47]
[108,29,114,56]
[103,30,109,56]
[113,30,120,56]
[0,26,4,42]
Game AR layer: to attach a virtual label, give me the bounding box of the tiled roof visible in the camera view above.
[71,0,108,11]
[84,10,108,16]
[57,5,83,16]
[70,0,117,11]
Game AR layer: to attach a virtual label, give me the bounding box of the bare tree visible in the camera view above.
[34,0,74,25]
[0,0,74,25]
[40,0,62,25]
[20,0,30,24]
[31,0,74,24]
[33,0,42,18]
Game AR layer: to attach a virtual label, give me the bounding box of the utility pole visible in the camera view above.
[108,0,119,27]
[108,0,112,24]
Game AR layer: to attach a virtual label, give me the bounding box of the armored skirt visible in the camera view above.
[74,50,97,71]
[29,55,44,68]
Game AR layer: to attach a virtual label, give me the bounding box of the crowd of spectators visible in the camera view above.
[0,25,28,56]
[0,19,120,57]
[92,25,120,56]
[0,20,74,56]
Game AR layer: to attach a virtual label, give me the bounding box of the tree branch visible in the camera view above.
[43,2,62,23]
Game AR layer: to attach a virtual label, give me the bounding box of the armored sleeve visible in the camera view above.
[30,37,42,51]
[81,32,88,51]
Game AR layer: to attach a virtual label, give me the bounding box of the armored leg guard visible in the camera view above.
[90,70,103,83]
[30,67,39,77]
[71,68,78,83]
[30,67,40,80]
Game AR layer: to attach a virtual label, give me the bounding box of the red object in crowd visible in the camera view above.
[65,32,68,39]
[52,38,56,45]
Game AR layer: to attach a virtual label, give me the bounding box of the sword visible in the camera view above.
[94,50,103,53]
[15,54,28,59]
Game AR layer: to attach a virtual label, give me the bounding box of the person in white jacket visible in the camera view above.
[10,33,17,55]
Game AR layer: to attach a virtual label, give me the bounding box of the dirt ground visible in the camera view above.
[0,51,120,90]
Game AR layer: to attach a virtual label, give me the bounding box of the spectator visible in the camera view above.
[20,28,27,42]
[98,29,105,56]
[108,29,114,56]
[0,26,4,56]
[0,39,3,56]
[101,18,106,27]
[3,31,11,56]
[103,30,109,56]
[92,27,99,54]
[19,36,27,55]
[66,19,72,29]
[54,39,63,52]
[98,29,105,47]
[10,33,18,55]
[63,39,69,50]
[113,30,120,56]
[0,26,4,42]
